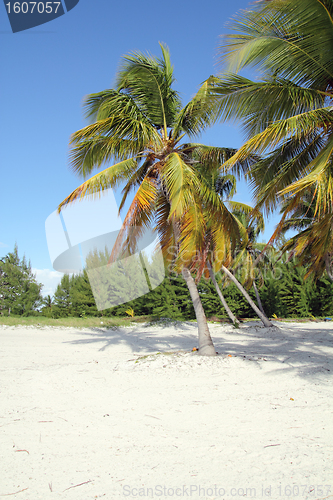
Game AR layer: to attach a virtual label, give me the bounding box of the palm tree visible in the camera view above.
[212,0,333,275]
[189,160,239,325]
[58,44,241,356]
[279,188,333,282]
[176,153,274,327]
[230,207,271,317]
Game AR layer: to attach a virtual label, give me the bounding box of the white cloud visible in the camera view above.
[0,242,8,248]
[32,268,64,297]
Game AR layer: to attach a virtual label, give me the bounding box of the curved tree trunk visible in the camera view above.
[170,219,216,355]
[207,261,238,326]
[252,280,267,316]
[221,265,273,327]
[182,267,217,356]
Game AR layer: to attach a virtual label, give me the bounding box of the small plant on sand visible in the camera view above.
[125,307,135,318]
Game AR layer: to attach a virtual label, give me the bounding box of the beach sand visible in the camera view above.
[0,320,332,500]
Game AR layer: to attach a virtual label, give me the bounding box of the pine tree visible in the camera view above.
[309,276,333,317]
[197,278,228,319]
[0,244,43,316]
[52,274,72,317]
[41,295,53,318]
[147,276,184,320]
[70,270,98,317]
[271,260,313,318]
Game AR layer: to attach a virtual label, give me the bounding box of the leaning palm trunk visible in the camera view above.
[182,268,217,356]
[221,265,273,327]
[252,280,267,317]
[171,220,216,356]
[207,261,238,326]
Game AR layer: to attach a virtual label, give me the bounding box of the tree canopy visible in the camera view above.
[0,245,43,316]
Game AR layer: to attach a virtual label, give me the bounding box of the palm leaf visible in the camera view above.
[212,75,325,139]
[173,76,220,137]
[116,44,181,134]
[160,152,199,218]
[109,176,158,262]
[58,158,137,212]
[219,0,333,89]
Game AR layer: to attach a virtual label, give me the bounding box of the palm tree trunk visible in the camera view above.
[252,280,267,316]
[182,267,217,356]
[170,219,216,356]
[207,261,238,326]
[221,265,273,327]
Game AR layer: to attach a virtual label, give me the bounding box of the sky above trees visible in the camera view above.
[0,0,276,296]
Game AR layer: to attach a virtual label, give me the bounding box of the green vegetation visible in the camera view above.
[58,43,250,355]
[213,0,333,280]
[1,243,332,326]
[2,1,333,341]
[0,315,134,328]
[0,244,43,316]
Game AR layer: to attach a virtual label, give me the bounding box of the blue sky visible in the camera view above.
[0,0,280,296]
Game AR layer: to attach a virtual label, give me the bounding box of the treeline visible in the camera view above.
[1,245,332,320]
[47,260,333,320]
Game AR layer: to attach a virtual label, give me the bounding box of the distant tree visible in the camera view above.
[0,244,43,316]
[150,275,191,320]
[278,262,314,317]
[41,295,54,317]
[52,274,72,317]
[70,270,99,317]
[309,276,333,317]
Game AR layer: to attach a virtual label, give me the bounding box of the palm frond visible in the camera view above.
[219,0,333,89]
[58,158,137,212]
[212,74,325,139]
[116,45,181,134]
[70,91,162,177]
[109,176,158,262]
[278,134,333,214]
[160,152,199,218]
[173,77,220,137]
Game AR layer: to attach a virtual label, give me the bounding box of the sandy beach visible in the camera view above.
[0,320,332,500]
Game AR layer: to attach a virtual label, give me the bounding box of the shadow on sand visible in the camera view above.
[63,320,333,380]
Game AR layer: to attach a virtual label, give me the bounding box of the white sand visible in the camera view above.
[0,320,332,500]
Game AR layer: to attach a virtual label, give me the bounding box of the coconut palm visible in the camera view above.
[278,188,333,282]
[230,207,272,317]
[212,0,333,262]
[177,154,274,327]
[184,159,240,326]
[58,44,244,355]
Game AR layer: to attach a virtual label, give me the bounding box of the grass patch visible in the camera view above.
[0,315,143,329]
[0,314,328,329]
